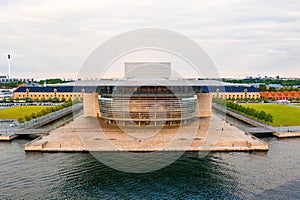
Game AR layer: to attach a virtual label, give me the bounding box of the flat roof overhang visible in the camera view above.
[50,79,250,87]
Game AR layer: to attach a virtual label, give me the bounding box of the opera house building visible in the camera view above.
[80,62,252,127]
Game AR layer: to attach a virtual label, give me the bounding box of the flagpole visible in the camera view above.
[7,54,11,79]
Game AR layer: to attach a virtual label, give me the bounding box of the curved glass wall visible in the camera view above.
[98,86,197,126]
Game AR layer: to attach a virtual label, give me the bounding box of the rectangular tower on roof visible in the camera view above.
[124,62,171,79]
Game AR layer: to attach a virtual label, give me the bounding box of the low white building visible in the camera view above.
[0,89,14,100]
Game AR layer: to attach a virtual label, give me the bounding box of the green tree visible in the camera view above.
[73,97,80,104]
[31,113,37,119]
[53,97,59,103]
[265,113,273,123]
[268,114,273,123]
[258,111,266,120]
[41,109,48,115]
[53,106,59,111]
[249,108,256,117]
[259,84,267,92]
[253,110,259,119]
[17,117,24,124]
[257,97,262,102]
[269,87,276,92]
[24,115,32,122]
[263,97,269,102]
[36,111,43,118]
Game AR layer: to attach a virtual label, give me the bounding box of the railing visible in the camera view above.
[0,129,15,136]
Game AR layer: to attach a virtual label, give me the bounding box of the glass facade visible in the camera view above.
[98,86,197,126]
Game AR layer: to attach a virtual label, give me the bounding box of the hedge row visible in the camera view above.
[213,98,273,123]
[18,99,80,124]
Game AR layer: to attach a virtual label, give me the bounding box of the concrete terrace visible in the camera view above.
[25,113,268,152]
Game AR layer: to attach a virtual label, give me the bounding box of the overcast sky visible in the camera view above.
[0,0,299,79]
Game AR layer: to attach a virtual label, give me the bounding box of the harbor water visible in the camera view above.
[0,136,299,199]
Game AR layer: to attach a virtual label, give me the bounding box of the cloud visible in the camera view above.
[0,0,299,78]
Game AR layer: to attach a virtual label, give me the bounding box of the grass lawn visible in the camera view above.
[0,106,53,119]
[243,104,300,127]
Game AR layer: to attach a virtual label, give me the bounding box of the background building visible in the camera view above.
[0,89,13,100]
[260,91,300,101]
[210,86,260,100]
[13,86,94,101]
[0,75,33,83]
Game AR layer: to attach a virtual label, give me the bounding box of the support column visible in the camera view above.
[195,93,212,118]
[83,92,101,117]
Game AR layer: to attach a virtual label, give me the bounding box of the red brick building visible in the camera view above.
[260,91,300,100]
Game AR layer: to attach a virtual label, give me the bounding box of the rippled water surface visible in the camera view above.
[0,137,299,199]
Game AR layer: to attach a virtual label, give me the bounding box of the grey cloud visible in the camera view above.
[0,0,299,78]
